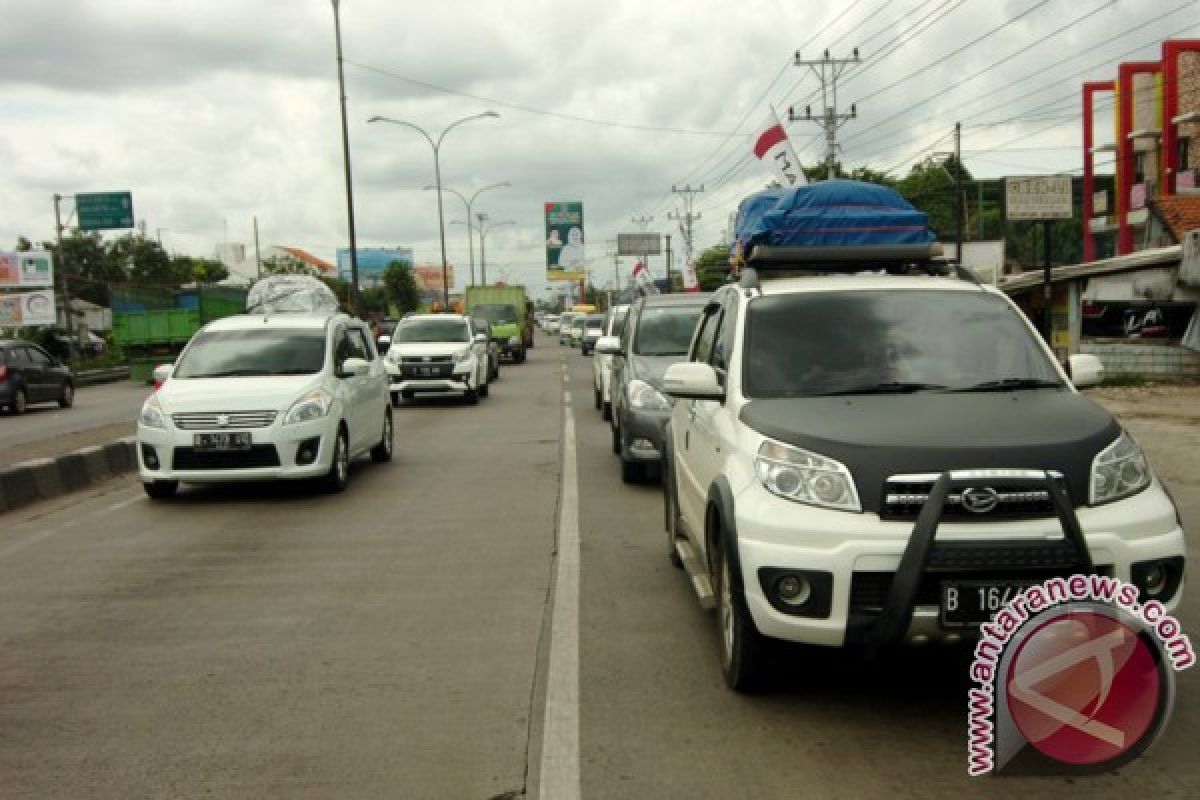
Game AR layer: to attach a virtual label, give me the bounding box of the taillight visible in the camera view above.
[0,365,7,381]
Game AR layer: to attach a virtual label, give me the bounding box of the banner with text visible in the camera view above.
[545,201,586,281]
[0,250,54,289]
[0,290,56,326]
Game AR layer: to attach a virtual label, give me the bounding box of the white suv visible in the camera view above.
[661,247,1186,691]
[383,313,490,404]
[137,312,392,499]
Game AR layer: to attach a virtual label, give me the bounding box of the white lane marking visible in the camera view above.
[0,488,140,560]
[539,363,580,799]
[106,495,141,513]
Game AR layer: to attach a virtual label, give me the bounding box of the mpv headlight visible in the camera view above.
[139,394,166,429]
[628,379,670,411]
[755,440,861,512]
[1091,431,1151,505]
[284,388,333,426]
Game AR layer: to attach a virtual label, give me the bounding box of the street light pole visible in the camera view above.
[425,181,510,287]
[476,215,515,285]
[330,0,360,315]
[368,112,499,310]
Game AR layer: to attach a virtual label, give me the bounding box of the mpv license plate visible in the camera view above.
[941,580,1037,626]
[193,432,252,451]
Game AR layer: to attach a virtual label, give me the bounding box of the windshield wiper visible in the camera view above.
[816,381,948,396]
[187,369,271,378]
[949,378,1062,392]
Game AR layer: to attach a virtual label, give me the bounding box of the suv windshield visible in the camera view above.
[585,315,604,331]
[634,304,706,356]
[742,290,1063,398]
[174,329,326,378]
[473,304,518,325]
[394,318,470,343]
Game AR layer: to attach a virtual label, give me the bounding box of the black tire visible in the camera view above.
[143,480,178,500]
[611,420,621,454]
[714,535,771,692]
[479,379,490,398]
[621,457,643,484]
[322,427,350,493]
[516,347,527,364]
[663,455,682,568]
[593,386,602,410]
[602,402,611,421]
[9,387,27,415]
[391,393,402,408]
[370,410,393,463]
[58,382,75,409]
[464,387,479,405]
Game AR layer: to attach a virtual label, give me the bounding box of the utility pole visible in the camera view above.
[53,194,74,366]
[605,238,621,292]
[955,121,964,267]
[788,48,861,180]
[331,0,360,316]
[669,185,704,294]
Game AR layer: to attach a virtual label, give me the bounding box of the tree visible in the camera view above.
[694,244,732,291]
[383,260,419,314]
[107,234,183,285]
[170,255,230,285]
[359,287,389,315]
[43,231,125,307]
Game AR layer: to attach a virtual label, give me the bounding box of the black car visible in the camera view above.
[0,340,75,415]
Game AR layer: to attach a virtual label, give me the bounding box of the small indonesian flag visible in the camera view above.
[753,106,805,187]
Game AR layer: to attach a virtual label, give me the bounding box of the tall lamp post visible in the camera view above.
[475,214,515,285]
[367,112,499,309]
[330,0,360,315]
[424,181,510,287]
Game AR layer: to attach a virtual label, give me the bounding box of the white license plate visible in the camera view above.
[193,432,252,451]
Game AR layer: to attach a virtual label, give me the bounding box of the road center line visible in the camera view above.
[539,361,581,799]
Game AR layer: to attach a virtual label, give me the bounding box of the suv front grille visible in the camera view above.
[171,411,277,430]
[881,474,1057,521]
[400,356,453,364]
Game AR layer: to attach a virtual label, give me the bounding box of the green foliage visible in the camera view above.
[359,287,389,314]
[108,234,181,285]
[694,244,732,291]
[383,260,420,314]
[43,231,124,306]
[170,255,230,285]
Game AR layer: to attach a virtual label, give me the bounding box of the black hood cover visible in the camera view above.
[739,391,1119,512]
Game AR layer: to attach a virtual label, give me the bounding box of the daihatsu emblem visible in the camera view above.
[961,487,1000,514]
[217,414,230,427]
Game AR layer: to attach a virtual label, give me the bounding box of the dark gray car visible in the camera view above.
[604,293,710,482]
[0,340,75,415]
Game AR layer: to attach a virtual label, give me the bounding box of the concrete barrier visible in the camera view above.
[0,439,139,514]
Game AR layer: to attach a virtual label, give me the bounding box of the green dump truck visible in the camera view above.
[112,285,248,381]
[465,285,533,363]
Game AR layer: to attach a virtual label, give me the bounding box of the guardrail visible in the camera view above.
[75,367,131,387]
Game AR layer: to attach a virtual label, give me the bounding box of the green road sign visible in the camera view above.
[76,191,134,231]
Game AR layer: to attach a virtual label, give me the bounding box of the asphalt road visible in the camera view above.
[1,336,1199,798]
[0,379,150,467]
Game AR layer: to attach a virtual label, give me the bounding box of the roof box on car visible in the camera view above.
[246,275,340,314]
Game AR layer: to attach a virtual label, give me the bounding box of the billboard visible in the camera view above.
[545,201,586,281]
[617,233,661,256]
[1005,176,1073,221]
[336,247,414,289]
[0,251,54,289]
[0,290,56,327]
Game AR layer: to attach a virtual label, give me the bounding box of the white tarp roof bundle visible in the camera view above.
[246,275,339,314]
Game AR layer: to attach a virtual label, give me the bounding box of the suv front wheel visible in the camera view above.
[714,531,770,692]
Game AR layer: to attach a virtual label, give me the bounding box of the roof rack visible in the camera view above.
[739,244,978,289]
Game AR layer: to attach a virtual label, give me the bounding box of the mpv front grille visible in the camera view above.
[172,411,277,430]
[881,474,1057,521]
[172,445,281,470]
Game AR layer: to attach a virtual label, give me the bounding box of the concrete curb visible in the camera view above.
[0,437,137,514]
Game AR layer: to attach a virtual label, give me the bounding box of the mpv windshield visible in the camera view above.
[634,304,706,356]
[742,290,1063,398]
[394,318,471,343]
[174,329,326,378]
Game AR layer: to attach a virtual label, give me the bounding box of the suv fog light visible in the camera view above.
[1131,557,1184,602]
[141,444,160,470]
[630,437,658,454]
[776,575,812,606]
[296,436,321,466]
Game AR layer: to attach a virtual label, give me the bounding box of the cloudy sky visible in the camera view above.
[0,0,1194,300]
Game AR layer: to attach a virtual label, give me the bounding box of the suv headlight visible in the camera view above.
[284,388,333,426]
[454,348,473,366]
[1091,431,1151,505]
[629,379,670,411]
[755,440,861,512]
[139,394,166,429]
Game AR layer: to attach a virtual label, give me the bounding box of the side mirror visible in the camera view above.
[474,333,488,343]
[1067,353,1104,389]
[662,362,725,401]
[341,357,371,378]
[595,335,622,356]
[152,363,174,388]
